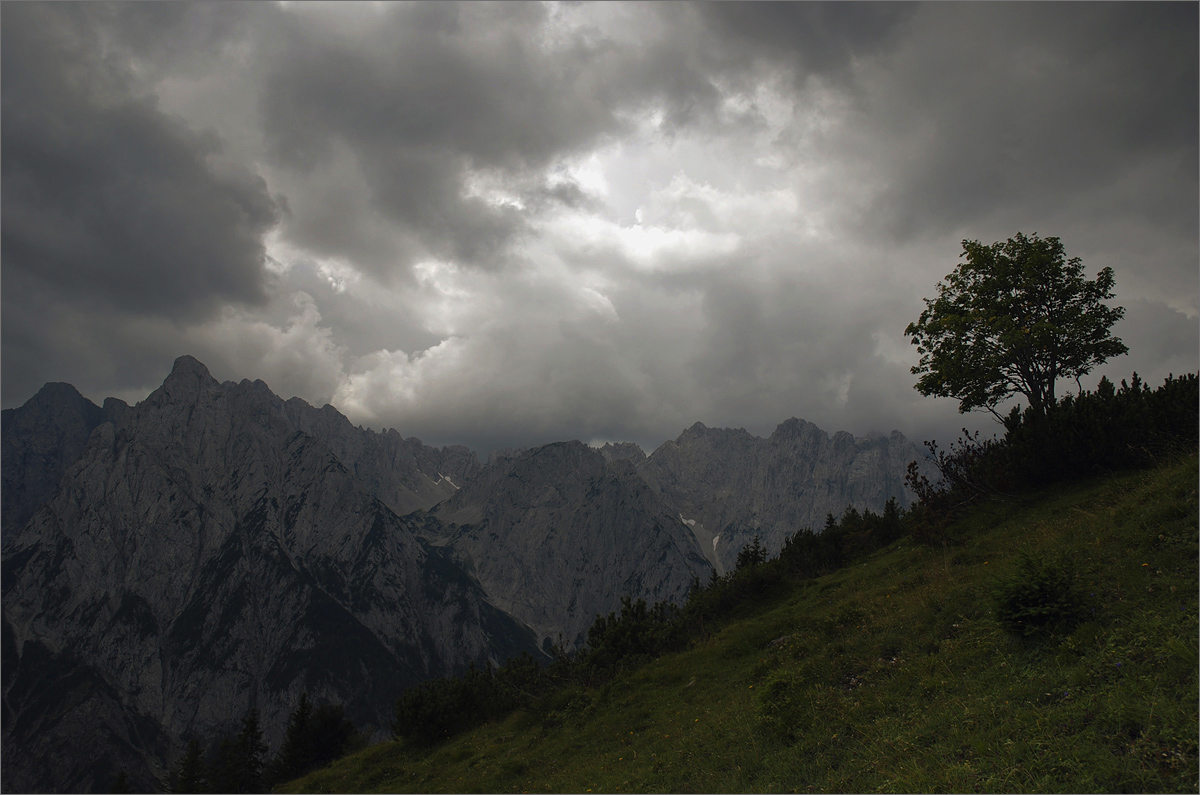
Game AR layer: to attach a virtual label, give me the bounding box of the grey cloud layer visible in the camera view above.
[2,2,1195,457]
[254,2,759,273]
[1,4,280,316]
[250,2,923,277]
[847,3,1198,243]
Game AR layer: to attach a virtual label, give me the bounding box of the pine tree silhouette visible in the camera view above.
[166,739,208,793]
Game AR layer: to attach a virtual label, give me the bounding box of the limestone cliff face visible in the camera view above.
[425,441,714,648]
[280,397,480,517]
[637,419,931,572]
[1,357,538,794]
[0,372,479,551]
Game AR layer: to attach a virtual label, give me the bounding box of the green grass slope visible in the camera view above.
[282,456,1198,793]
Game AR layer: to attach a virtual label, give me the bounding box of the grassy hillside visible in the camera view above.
[282,455,1198,793]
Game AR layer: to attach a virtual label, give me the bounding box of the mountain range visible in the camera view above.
[2,355,930,792]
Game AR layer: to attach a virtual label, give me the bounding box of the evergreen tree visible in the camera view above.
[269,693,361,786]
[236,709,269,793]
[306,702,361,766]
[108,770,134,794]
[735,535,767,569]
[877,497,903,545]
[210,737,237,794]
[840,505,862,534]
[211,709,268,793]
[167,739,208,794]
[268,693,313,785]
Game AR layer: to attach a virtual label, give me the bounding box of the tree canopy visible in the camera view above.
[905,232,1127,418]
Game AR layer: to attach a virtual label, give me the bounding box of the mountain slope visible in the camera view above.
[1,357,540,794]
[280,397,479,518]
[422,442,714,648]
[638,418,928,571]
[285,455,1199,794]
[1,355,938,792]
[1,382,110,546]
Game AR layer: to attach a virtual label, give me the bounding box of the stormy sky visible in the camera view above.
[3,2,1197,456]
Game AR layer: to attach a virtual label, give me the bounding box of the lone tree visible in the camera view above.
[905,232,1127,419]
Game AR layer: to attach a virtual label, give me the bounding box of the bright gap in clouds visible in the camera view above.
[233,72,907,453]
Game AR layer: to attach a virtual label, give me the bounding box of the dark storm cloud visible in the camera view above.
[1099,299,1199,385]
[696,1,915,79]
[254,2,619,271]
[841,2,1199,242]
[670,239,927,441]
[1,269,202,408]
[87,1,268,81]
[0,3,282,319]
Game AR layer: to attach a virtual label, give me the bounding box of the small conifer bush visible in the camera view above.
[993,552,1084,637]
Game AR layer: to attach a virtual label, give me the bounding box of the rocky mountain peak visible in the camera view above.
[149,354,223,407]
[167,353,213,380]
[769,416,825,443]
[101,396,131,415]
[676,421,756,449]
[1,383,106,545]
[597,441,646,464]
[26,381,98,414]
